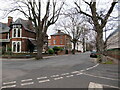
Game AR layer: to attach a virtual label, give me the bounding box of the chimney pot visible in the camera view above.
[58,30,61,33]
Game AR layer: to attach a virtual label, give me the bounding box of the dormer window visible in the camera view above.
[12,25,22,38]
[13,29,16,37]
[18,28,20,37]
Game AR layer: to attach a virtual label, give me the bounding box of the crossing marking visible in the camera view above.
[21,79,33,82]
[37,76,47,80]
[51,75,59,77]
[21,82,34,86]
[3,81,16,85]
[39,79,50,83]
[88,82,103,89]
[54,77,63,80]
[61,73,69,76]
[1,85,16,89]
[66,75,74,78]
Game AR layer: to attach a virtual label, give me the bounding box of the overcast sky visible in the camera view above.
[0,0,118,39]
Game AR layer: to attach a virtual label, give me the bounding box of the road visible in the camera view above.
[1,52,119,89]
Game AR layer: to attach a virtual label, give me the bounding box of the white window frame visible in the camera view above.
[53,40,56,44]
[7,33,10,39]
[12,25,22,38]
[60,40,63,44]
[12,41,21,53]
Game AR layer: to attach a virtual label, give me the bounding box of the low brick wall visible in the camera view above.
[106,49,120,60]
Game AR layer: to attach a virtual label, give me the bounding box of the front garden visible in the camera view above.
[1,46,74,58]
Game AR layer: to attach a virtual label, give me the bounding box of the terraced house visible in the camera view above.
[0,16,48,53]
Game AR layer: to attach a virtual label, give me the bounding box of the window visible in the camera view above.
[60,40,63,44]
[12,41,21,52]
[7,33,10,39]
[13,42,16,52]
[18,29,20,37]
[12,25,22,38]
[53,36,56,39]
[17,42,20,52]
[53,40,56,44]
[60,36,62,39]
[13,29,16,37]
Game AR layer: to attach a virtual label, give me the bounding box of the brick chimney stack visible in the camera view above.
[58,30,61,33]
[8,16,13,26]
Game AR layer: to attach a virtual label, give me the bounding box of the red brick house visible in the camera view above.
[0,16,48,53]
[49,30,72,50]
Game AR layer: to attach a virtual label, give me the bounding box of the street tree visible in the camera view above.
[3,0,64,59]
[75,0,118,53]
[57,12,88,54]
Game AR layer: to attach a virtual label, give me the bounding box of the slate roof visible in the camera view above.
[51,32,66,36]
[51,31,71,38]
[0,22,10,33]
[13,18,35,33]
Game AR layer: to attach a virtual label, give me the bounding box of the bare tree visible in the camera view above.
[57,12,87,54]
[75,0,117,54]
[3,0,64,59]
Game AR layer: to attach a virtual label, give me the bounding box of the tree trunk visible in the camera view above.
[96,29,104,53]
[82,37,85,52]
[36,33,44,60]
[72,42,76,54]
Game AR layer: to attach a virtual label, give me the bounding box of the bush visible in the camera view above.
[53,46,59,52]
[53,46,63,52]
[58,47,64,51]
[2,46,6,54]
[48,49,54,54]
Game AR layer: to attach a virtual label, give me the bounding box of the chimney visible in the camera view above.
[8,16,13,26]
[58,30,61,33]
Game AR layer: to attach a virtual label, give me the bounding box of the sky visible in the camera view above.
[0,0,119,40]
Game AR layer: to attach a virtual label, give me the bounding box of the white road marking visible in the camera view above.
[66,75,74,78]
[39,79,50,83]
[21,82,34,86]
[80,70,85,72]
[81,63,100,71]
[1,85,16,88]
[54,77,63,80]
[76,73,83,75]
[88,82,103,89]
[71,71,80,74]
[51,75,59,77]
[102,84,120,89]
[37,76,47,80]
[21,79,33,82]
[3,81,16,85]
[84,73,119,81]
[61,73,69,76]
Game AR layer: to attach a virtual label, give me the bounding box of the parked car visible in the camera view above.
[90,51,97,58]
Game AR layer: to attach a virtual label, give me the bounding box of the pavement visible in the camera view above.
[1,52,119,89]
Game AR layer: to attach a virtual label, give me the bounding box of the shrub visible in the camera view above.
[58,47,64,51]
[53,46,59,52]
[2,47,6,54]
[7,47,12,52]
[48,48,54,54]
[53,46,63,52]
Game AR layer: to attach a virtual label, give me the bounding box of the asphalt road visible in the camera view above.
[1,52,119,89]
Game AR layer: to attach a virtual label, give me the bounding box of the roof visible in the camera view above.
[51,31,71,38]
[29,39,37,46]
[13,18,35,33]
[0,22,10,33]
[106,26,120,40]
[51,32,66,36]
